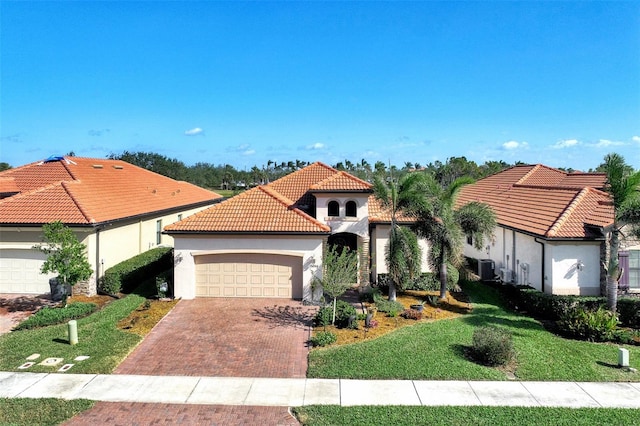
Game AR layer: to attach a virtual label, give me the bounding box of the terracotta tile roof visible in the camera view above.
[0,177,20,196]
[310,171,372,192]
[457,164,613,239]
[0,157,221,225]
[165,185,330,233]
[267,162,338,207]
[166,161,372,234]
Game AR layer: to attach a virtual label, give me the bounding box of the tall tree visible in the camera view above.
[373,174,422,301]
[601,153,640,312]
[403,173,496,299]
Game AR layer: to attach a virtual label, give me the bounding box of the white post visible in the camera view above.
[68,320,78,345]
[618,348,629,368]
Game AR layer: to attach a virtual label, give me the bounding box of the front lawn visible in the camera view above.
[307,281,640,381]
[293,406,640,426]
[0,294,146,373]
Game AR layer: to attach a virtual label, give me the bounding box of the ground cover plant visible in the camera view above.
[307,281,640,381]
[292,406,640,426]
[13,302,97,330]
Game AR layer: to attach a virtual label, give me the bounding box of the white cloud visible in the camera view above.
[307,142,325,150]
[632,136,640,143]
[593,139,624,148]
[502,140,528,150]
[551,139,579,149]
[241,149,255,156]
[184,127,204,136]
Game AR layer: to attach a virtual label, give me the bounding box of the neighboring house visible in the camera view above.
[456,164,626,296]
[0,156,222,295]
[166,162,432,300]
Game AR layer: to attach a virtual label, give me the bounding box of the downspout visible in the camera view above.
[512,230,517,283]
[535,237,545,293]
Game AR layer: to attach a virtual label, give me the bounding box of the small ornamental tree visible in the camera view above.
[313,245,359,325]
[33,221,93,299]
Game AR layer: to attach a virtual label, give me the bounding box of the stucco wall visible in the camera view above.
[315,194,370,237]
[173,234,324,300]
[464,225,601,295]
[547,242,601,296]
[370,224,432,281]
[0,204,212,294]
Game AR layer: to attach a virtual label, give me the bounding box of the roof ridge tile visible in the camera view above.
[546,188,588,237]
[258,185,330,231]
[61,180,95,223]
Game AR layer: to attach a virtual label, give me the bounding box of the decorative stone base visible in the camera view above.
[73,279,97,297]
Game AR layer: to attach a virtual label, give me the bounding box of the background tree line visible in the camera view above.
[101,151,519,192]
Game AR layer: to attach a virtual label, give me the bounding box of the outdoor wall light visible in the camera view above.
[576,260,585,271]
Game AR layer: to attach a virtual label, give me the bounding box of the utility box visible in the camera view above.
[478,259,495,281]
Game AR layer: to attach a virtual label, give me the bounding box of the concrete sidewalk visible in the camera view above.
[2,372,640,408]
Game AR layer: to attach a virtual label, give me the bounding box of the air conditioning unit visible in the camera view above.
[499,268,513,283]
[478,259,495,281]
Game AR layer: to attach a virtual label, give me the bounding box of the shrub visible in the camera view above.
[14,302,97,330]
[313,306,333,327]
[618,298,640,329]
[314,300,357,328]
[374,298,405,316]
[557,306,618,342]
[310,331,337,347]
[471,326,514,366]
[98,247,173,295]
[400,309,423,320]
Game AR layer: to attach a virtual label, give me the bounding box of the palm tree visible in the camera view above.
[373,174,422,301]
[402,173,496,299]
[601,153,640,312]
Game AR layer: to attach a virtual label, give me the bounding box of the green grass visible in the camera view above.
[307,281,640,381]
[0,294,145,374]
[292,406,640,426]
[0,398,94,426]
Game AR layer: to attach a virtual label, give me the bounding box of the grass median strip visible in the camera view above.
[292,406,640,426]
[0,294,145,374]
[0,398,94,426]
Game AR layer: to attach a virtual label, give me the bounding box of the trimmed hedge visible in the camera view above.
[498,284,640,330]
[98,247,173,295]
[618,298,640,329]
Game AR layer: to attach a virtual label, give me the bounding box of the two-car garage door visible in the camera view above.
[195,253,302,299]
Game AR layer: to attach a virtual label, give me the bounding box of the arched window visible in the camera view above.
[345,200,357,217]
[328,200,339,217]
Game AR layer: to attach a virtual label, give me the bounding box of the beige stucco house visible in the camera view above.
[0,156,222,295]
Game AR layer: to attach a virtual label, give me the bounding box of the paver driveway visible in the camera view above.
[115,298,317,378]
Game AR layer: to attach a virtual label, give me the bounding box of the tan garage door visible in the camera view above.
[195,253,302,299]
[0,249,53,294]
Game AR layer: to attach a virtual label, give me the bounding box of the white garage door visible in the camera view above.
[195,253,302,299]
[0,249,53,294]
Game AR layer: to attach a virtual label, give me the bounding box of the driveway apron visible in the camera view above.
[115,298,316,378]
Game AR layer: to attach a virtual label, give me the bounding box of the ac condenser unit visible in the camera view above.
[499,268,513,283]
[478,259,495,281]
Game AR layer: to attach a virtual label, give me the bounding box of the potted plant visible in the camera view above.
[410,302,425,312]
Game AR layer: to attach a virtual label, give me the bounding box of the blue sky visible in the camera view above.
[2,1,639,171]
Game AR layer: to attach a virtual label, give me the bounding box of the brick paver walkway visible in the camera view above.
[62,402,298,425]
[115,298,317,378]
